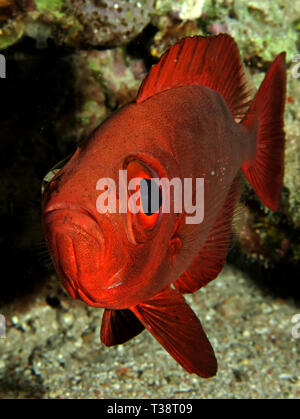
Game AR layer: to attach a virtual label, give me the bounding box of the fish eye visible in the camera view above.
[126,160,162,231]
[140,178,162,216]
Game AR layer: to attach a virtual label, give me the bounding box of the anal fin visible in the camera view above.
[174,177,241,294]
[131,286,217,378]
[101,308,145,346]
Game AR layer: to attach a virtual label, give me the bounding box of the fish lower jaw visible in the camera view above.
[74,285,143,310]
[63,279,126,309]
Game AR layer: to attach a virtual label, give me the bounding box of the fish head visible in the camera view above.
[43,103,186,309]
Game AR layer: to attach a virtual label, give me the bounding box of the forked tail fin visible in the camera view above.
[241,53,286,211]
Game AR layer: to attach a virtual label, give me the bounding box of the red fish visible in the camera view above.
[42,35,286,378]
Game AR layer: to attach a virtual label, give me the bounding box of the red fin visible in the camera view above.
[131,286,217,378]
[136,34,250,120]
[174,177,241,294]
[241,53,286,211]
[100,308,145,346]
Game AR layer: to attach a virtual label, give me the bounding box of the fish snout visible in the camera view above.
[43,206,105,305]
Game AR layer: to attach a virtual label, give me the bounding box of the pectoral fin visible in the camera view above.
[131,286,217,378]
[174,177,241,294]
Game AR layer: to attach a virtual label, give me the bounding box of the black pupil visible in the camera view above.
[140,178,162,216]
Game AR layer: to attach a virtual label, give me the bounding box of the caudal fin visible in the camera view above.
[241,53,286,211]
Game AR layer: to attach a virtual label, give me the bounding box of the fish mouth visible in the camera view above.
[44,203,129,308]
[43,203,104,242]
[43,204,107,304]
[44,202,101,227]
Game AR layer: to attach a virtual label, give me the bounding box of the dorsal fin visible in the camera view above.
[174,177,241,294]
[136,34,251,120]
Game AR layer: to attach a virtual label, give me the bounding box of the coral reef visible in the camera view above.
[0,0,156,49]
[71,0,155,47]
[56,47,146,144]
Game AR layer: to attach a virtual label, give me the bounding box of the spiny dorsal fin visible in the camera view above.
[174,177,241,294]
[136,34,251,121]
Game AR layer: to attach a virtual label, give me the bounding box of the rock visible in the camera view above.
[0,0,156,50]
[155,0,205,20]
[71,0,155,47]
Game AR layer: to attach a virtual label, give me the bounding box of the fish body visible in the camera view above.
[43,35,286,377]
[44,86,245,307]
